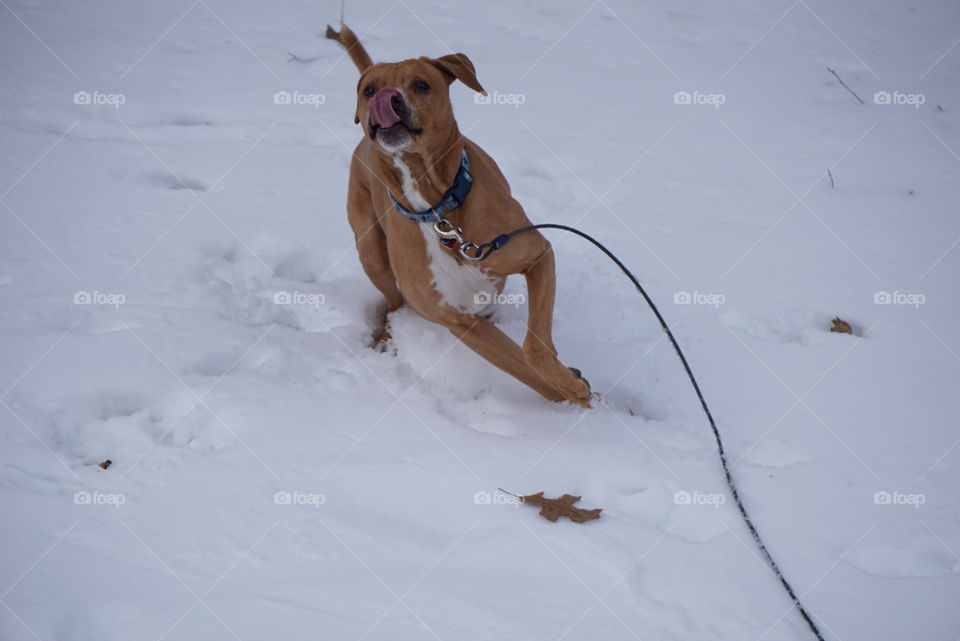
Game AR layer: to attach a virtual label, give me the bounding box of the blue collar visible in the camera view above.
[389,150,472,223]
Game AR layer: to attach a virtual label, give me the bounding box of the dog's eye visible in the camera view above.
[363,85,376,97]
[413,79,430,93]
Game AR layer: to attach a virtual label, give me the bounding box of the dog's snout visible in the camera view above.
[369,87,404,129]
[374,87,400,102]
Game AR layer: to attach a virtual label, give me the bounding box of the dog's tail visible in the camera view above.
[325,23,373,73]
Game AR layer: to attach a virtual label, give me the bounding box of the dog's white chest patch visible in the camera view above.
[393,156,496,314]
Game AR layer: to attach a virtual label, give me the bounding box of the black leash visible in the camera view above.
[481,223,827,641]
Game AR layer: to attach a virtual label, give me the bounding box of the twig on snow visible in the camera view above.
[827,67,864,104]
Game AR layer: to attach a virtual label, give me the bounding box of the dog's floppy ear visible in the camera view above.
[424,54,486,95]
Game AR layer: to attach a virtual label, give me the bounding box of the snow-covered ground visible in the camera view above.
[2,0,958,639]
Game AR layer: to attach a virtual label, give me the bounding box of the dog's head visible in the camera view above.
[355,54,485,153]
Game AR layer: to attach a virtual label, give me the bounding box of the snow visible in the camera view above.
[1,0,959,639]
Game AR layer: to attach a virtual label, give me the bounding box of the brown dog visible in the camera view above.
[327,24,591,407]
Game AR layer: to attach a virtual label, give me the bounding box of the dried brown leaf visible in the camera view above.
[520,491,602,523]
[99,459,112,470]
[830,317,852,334]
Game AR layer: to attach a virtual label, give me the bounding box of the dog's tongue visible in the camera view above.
[369,88,402,128]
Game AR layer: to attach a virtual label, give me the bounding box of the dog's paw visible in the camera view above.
[553,366,593,408]
[371,327,393,353]
[523,347,593,408]
[569,367,590,391]
[564,375,593,408]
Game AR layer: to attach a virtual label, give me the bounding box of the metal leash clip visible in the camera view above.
[458,242,485,261]
[432,219,488,261]
[432,219,463,245]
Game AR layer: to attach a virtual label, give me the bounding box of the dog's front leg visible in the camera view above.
[346,170,403,346]
[444,316,567,403]
[521,246,592,407]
